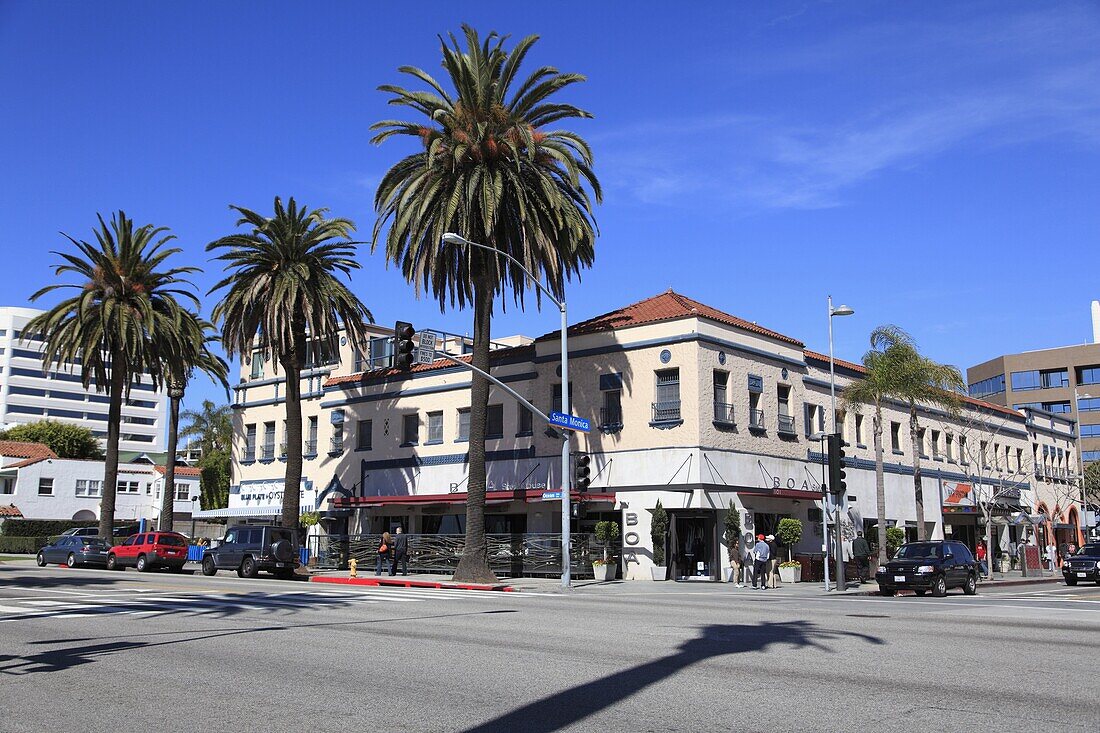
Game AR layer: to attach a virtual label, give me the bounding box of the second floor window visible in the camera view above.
[804,403,825,437]
[402,413,419,445]
[654,369,680,422]
[600,373,623,428]
[945,433,954,461]
[306,416,318,454]
[457,408,471,441]
[487,404,504,439]
[855,414,864,445]
[263,422,276,459]
[75,479,102,497]
[38,478,54,496]
[918,428,927,458]
[777,385,794,433]
[890,422,901,452]
[931,430,940,459]
[517,405,533,436]
[249,351,265,380]
[357,419,372,451]
[552,383,574,414]
[427,411,444,443]
[117,481,140,494]
[245,424,257,462]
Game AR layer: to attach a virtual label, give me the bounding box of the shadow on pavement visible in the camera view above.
[461,621,885,733]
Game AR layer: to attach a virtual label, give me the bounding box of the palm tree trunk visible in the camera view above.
[454,273,497,583]
[874,404,888,564]
[99,361,126,539]
[159,393,181,532]
[281,334,304,531]
[910,404,927,541]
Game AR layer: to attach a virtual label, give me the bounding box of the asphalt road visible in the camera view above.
[1,562,1096,733]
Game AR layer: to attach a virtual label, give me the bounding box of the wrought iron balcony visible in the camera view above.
[329,437,344,454]
[749,409,765,430]
[713,402,735,425]
[243,449,256,463]
[279,442,287,458]
[777,414,796,434]
[304,439,318,455]
[600,406,623,431]
[651,400,681,423]
[261,444,275,461]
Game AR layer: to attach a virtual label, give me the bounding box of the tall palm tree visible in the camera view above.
[207,197,374,530]
[25,211,198,539]
[179,399,233,456]
[372,26,601,583]
[844,325,964,560]
[159,313,229,532]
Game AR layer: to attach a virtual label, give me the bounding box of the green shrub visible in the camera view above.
[776,518,803,562]
[885,527,906,557]
[0,536,49,553]
[1,518,139,538]
[724,500,741,562]
[0,420,101,459]
[594,520,620,563]
[650,501,668,567]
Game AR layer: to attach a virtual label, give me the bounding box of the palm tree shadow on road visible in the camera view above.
[462,621,885,733]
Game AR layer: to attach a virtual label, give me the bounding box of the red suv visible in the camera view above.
[107,532,189,572]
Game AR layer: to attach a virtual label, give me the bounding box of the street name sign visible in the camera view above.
[548,411,591,433]
[542,490,563,500]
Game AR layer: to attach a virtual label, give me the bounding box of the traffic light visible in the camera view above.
[573,452,591,492]
[827,432,847,497]
[394,321,415,370]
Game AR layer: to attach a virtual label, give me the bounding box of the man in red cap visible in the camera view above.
[751,534,770,590]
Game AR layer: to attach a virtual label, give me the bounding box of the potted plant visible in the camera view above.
[776,518,803,583]
[593,520,620,581]
[724,500,742,583]
[650,501,668,581]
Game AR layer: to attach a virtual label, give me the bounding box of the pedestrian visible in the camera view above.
[852,531,871,583]
[1008,539,1018,570]
[975,540,988,579]
[752,534,770,590]
[729,535,743,587]
[376,530,393,575]
[390,526,409,576]
[766,534,780,588]
[1045,541,1056,572]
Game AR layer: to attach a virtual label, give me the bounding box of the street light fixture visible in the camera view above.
[442,232,575,590]
[828,296,854,591]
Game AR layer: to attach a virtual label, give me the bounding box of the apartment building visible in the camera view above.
[967,302,1100,468]
[0,306,167,452]
[221,290,1082,579]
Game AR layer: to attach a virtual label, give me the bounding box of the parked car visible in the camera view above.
[36,536,111,568]
[61,524,141,539]
[107,531,189,572]
[201,525,300,579]
[875,540,979,597]
[1062,543,1100,585]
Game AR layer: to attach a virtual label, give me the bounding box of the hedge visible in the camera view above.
[1,519,140,538]
[0,536,49,553]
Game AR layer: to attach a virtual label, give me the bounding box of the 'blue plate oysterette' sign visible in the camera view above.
[549,411,591,433]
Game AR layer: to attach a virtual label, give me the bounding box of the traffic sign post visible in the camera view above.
[415,330,438,366]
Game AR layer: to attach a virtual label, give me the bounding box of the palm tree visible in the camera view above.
[179,399,233,456]
[372,26,601,583]
[25,211,198,539]
[159,312,229,532]
[844,326,964,560]
[207,197,374,530]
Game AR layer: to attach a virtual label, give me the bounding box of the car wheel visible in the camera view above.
[931,575,948,597]
[240,557,258,578]
[136,555,148,572]
[964,573,977,595]
[1065,577,1078,586]
[67,553,78,568]
[201,557,218,576]
[914,589,927,597]
[878,588,896,596]
[107,554,121,571]
[36,552,46,567]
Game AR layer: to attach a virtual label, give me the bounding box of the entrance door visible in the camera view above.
[671,512,717,580]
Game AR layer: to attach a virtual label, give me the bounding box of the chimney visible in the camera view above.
[1093,300,1100,344]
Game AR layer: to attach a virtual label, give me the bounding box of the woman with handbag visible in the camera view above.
[376,530,393,575]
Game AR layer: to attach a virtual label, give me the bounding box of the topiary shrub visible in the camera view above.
[724,500,741,562]
[776,518,803,562]
[885,527,906,558]
[594,520,620,564]
[650,501,668,567]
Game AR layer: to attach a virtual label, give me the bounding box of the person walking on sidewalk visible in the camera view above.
[376,530,393,575]
[975,541,989,579]
[752,534,770,590]
[390,526,409,576]
[766,534,780,588]
[852,531,871,583]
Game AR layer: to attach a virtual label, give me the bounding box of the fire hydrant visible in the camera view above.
[349,557,358,578]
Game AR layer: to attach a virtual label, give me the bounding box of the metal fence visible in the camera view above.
[186,545,310,565]
[305,533,620,578]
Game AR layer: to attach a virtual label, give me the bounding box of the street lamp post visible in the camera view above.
[828,296,854,590]
[442,233,573,590]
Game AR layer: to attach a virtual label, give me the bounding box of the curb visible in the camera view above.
[311,575,515,592]
[843,576,1064,597]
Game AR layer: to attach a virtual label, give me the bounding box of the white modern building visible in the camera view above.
[0,306,167,452]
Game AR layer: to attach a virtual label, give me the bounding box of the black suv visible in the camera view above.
[875,540,979,597]
[201,525,300,579]
[1062,543,1100,585]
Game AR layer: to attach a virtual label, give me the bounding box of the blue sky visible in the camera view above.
[2,1,1098,412]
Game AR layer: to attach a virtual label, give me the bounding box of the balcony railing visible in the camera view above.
[600,406,623,430]
[713,402,735,425]
[651,400,682,423]
[279,442,287,458]
[261,444,275,461]
[329,437,344,454]
[777,414,796,434]
[244,449,256,463]
[749,409,765,430]
[304,439,318,455]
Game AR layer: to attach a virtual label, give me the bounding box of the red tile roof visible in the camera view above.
[537,290,804,346]
[0,440,58,468]
[153,465,202,477]
[0,504,22,518]
[325,344,535,388]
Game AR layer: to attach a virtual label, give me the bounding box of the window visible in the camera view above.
[1081,424,1100,438]
[1010,371,1041,391]
[599,373,624,428]
[958,435,968,464]
[75,479,102,497]
[552,383,574,414]
[249,351,265,380]
[980,440,989,468]
[968,374,1005,398]
[117,481,140,494]
[890,422,902,452]
[486,404,504,439]
[244,424,257,462]
[517,405,533,436]
[1041,401,1072,414]
[930,430,940,459]
[992,442,1001,469]
[749,391,764,429]
[1078,365,1100,386]
[176,484,190,501]
[776,385,794,434]
[356,419,372,451]
[306,416,318,454]
[427,411,444,444]
[38,478,54,496]
[330,422,344,453]
[855,414,865,445]
[305,335,340,368]
[834,409,846,436]
[1078,397,1100,412]
[1040,369,1069,389]
[1016,447,1024,472]
[262,422,276,460]
[916,428,927,458]
[402,413,419,445]
[369,336,394,370]
[0,478,13,495]
[803,403,825,437]
[1014,402,1043,411]
[1082,450,1100,462]
[145,482,153,495]
[945,433,954,462]
[457,408,471,441]
[653,369,680,422]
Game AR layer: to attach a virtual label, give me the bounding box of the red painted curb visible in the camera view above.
[310,575,515,592]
